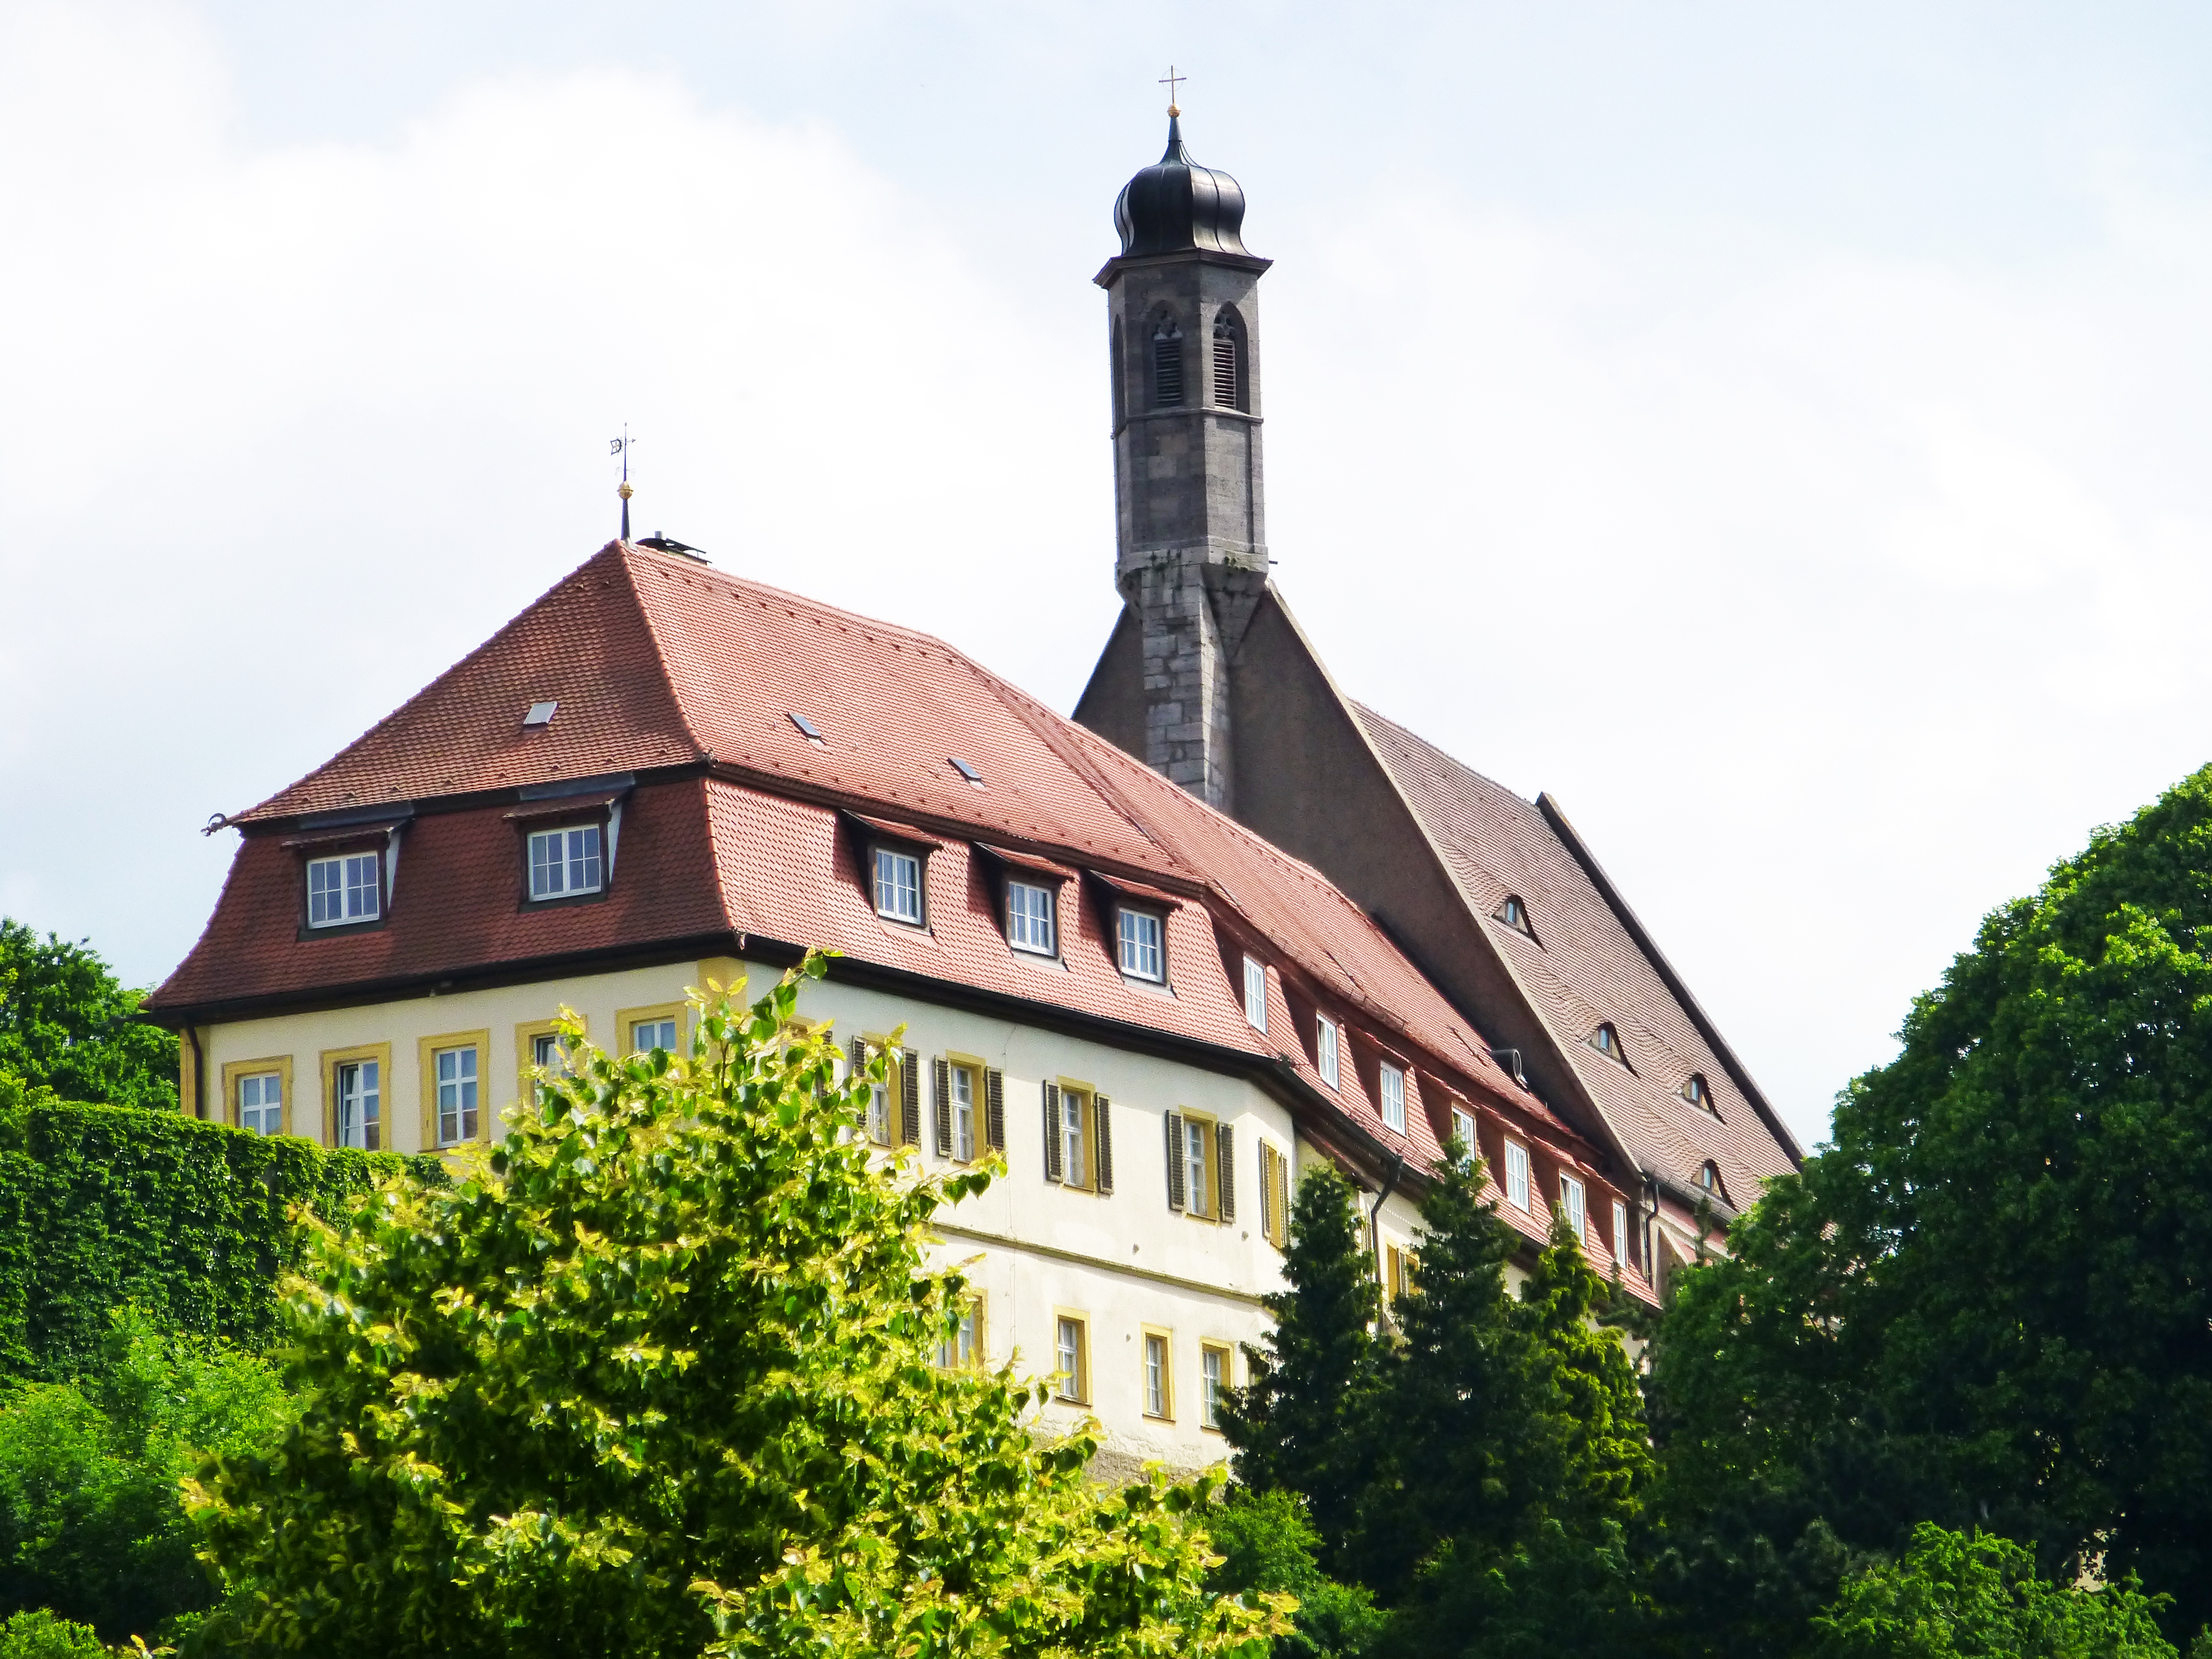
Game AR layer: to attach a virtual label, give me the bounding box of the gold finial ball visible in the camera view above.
[1167,102,1180,117]
[618,482,634,499]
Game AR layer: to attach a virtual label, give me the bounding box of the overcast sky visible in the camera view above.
[6,2,2212,1150]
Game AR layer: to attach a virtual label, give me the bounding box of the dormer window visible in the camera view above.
[1698,1160,1730,1202]
[1495,895,1529,932]
[1379,1061,1407,1133]
[1242,955,1267,1032]
[1588,1023,1623,1062]
[1007,879,1057,955]
[874,846,924,925]
[1316,1016,1341,1089]
[528,825,603,900]
[1117,907,1165,981]
[1683,1074,1715,1114]
[307,853,380,928]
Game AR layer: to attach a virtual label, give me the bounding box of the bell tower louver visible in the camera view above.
[1091,113,1271,812]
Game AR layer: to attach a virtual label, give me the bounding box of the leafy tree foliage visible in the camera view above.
[1204,1489,1384,1659]
[1218,1163,1380,1576]
[1806,1524,2178,1659]
[0,1609,106,1659]
[0,1306,292,1643]
[1645,764,2212,1643]
[0,922,176,1114]
[188,958,1287,1659]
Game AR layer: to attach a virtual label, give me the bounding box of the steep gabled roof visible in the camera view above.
[1352,704,1801,1202]
[163,544,1632,1267]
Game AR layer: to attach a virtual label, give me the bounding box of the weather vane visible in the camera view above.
[610,426,634,542]
[1159,65,1184,118]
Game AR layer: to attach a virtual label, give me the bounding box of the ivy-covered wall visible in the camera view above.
[0,1099,440,1378]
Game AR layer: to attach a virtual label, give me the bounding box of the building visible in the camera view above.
[146,541,1648,1475]
[1071,115,1801,1278]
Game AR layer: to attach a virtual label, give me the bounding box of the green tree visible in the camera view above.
[1806,1523,2178,1659]
[0,1609,106,1659]
[1217,1164,1379,1576]
[187,957,1287,1659]
[0,922,176,1114]
[0,1307,292,1643]
[1204,1488,1384,1659]
[1645,763,2212,1645]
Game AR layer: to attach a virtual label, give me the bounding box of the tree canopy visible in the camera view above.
[0,921,176,1114]
[1647,763,2212,1645]
[187,956,1287,1659]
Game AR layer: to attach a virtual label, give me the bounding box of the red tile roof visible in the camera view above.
[1352,705,1800,1207]
[154,541,1644,1287]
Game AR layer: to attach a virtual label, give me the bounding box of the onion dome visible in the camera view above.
[1113,115,1252,258]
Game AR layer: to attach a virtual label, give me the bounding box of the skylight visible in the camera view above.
[949,757,984,786]
[522,701,558,728]
[788,712,825,744]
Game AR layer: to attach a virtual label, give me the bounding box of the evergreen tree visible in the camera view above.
[1219,1163,1379,1573]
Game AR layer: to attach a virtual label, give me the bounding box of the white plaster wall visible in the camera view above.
[202,954,1400,1471]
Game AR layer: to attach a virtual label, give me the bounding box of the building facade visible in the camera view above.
[1073,117,1802,1278]
[148,525,1649,1472]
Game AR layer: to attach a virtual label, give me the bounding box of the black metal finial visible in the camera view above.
[610,426,634,541]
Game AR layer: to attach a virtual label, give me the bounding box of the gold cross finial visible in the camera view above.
[1159,65,1184,117]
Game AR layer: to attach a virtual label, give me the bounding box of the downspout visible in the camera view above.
[1369,1151,1406,1280]
[186,1024,205,1120]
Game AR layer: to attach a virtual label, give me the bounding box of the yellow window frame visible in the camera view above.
[617,1001,689,1059]
[1199,1340,1235,1431]
[945,1051,987,1163]
[319,1041,393,1151]
[220,1055,294,1137]
[859,1033,908,1148]
[515,1016,587,1103]
[1051,1307,1091,1404]
[1178,1107,1219,1220]
[938,1289,988,1370]
[418,1029,492,1151]
[1140,1323,1176,1420]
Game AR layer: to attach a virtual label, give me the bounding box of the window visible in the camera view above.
[1504,1139,1530,1210]
[237,1071,282,1136]
[1560,1173,1587,1242]
[1054,1314,1089,1402]
[1243,955,1267,1031]
[1200,1343,1231,1430]
[1008,880,1056,954]
[631,1017,679,1055]
[335,1058,380,1151]
[937,1294,984,1370]
[434,1046,478,1146]
[1040,1082,1109,1190]
[1257,1140,1291,1249]
[1166,1110,1228,1221]
[1588,1023,1623,1062]
[1699,1161,1730,1202]
[1683,1073,1714,1113]
[531,1031,564,1072]
[1062,1087,1091,1188]
[1450,1104,1478,1163]
[949,1060,977,1161]
[1143,1330,1172,1418]
[1386,1241,1415,1306]
[873,847,923,923]
[1184,1117,1211,1216]
[1495,895,1529,933]
[1152,318,1184,407]
[1379,1061,1407,1133]
[527,824,603,900]
[1613,1199,1630,1265]
[1118,908,1164,981]
[1317,1017,1340,1088]
[306,852,380,927]
[1211,308,1242,410]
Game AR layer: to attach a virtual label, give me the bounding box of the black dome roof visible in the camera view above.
[1113,115,1252,259]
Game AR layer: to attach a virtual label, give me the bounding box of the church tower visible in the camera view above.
[1089,111,1271,812]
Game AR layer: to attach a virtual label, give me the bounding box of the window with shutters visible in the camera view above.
[1164,1110,1231,1222]
[1379,1061,1407,1133]
[1503,1138,1531,1210]
[1200,1342,1232,1430]
[1041,1080,1111,1194]
[852,1038,920,1151]
[935,1053,998,1163]
[1210,305,1248,412]
[1142,1326,1174,1420]
[1257,1139,1292,1249]
[1152,316,1184,408]
[1053,1311,1090,1403]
